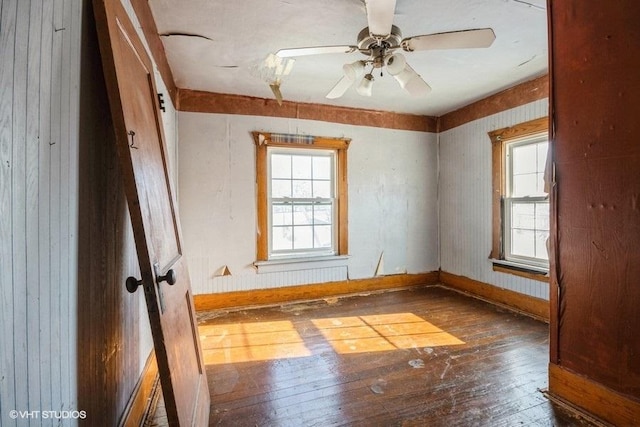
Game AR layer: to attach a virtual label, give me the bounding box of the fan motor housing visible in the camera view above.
[357,25,403,51]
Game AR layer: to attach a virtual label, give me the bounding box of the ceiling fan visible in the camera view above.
[275,0,496,99]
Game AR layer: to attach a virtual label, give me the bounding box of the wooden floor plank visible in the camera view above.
[150,286,602,426]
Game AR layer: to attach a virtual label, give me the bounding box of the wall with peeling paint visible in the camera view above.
[177,112,439,295]
[439,99,550,300]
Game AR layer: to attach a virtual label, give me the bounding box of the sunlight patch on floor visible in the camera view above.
[198,313,464,364]
[200,321,311,365]
[311,313,465,354]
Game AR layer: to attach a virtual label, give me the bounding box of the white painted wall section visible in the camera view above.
[178,113,439,295]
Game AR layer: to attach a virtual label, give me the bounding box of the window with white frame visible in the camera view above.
[268,147,336,257]
[503,135,550,268]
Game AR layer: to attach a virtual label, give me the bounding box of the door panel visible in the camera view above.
[93,0,209,425]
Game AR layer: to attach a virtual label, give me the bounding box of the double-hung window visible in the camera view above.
[253,132,349,261]
[503,135,550,268]
[269,148,336,257]
[489,117,550,276]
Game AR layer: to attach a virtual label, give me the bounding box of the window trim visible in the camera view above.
[253,131,350,261]
[488,117,549,280]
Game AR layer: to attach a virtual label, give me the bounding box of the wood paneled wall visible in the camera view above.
[0,0,81,421]
[548,1,640,421]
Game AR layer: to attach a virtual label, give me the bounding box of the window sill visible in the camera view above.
[490,259,549,283]
[253,255,350,274]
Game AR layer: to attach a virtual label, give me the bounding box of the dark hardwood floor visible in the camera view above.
[150,285,602,426]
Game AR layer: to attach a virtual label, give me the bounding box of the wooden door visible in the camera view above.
[93,1,209,425]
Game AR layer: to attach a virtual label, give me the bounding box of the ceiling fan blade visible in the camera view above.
[402,65,431,96]
[387,58,431,97]
[270,83,284,106]
[402,28,496,52]
[325,61,365,99]
[326,75,354,99]
[365,0,397,39]
[276,45,358,58]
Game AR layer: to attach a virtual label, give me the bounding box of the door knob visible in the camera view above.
[157,269,176,286]
[126,276,142,293]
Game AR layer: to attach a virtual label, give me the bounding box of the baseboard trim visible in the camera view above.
[194,271,439,311]
[439,271,549,322]
[548,363,640,426]
[119,351,159,427]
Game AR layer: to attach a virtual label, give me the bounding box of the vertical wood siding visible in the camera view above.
[439,99,550,300]
[0,0,81,424]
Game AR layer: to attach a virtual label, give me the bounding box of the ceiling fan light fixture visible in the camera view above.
[356,73,374,96]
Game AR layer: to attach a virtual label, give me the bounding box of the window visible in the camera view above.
[504,135,549,267]
[253,132,349,261]
[489,117,550,277]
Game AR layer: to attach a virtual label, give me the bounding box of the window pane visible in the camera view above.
[313,156,331,180]
[292,156,312,179]
[271,179,292,198]
[292,180,312,198]
[267,148,339,257]
[535,231,550,260]
[272,204,292,226]
[535,202,550,230]
[313,180,332,198]
[293,226,313,249]
[293,205,313,225]
[314,225,332,248]
[271,154,291,179]
[512,203,535,229]
[511,229,536,258]
[272,226,292,251]
[537,142,548,171]
[512,144,537,175]
[314,204,332,225]
[512,173,538,197]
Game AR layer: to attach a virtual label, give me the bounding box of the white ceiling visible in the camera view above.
[148,0,548,116]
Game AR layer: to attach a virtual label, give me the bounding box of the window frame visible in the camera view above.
[268,147,337,258]
[488,117,550,280]
[253,132,349,262]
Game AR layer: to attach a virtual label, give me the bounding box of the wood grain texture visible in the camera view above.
[492,264,549,283]
[440,271,549,322]
[549,0,640,402]
[154,286,595,426]
[178,89,437,132]
[549,363,640,426]
[120,352,159,427]
[94,0,210,423]
[77,1,150,424]
[128,0,177,104]
[194,272,439,311]
[438,75,549,132]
